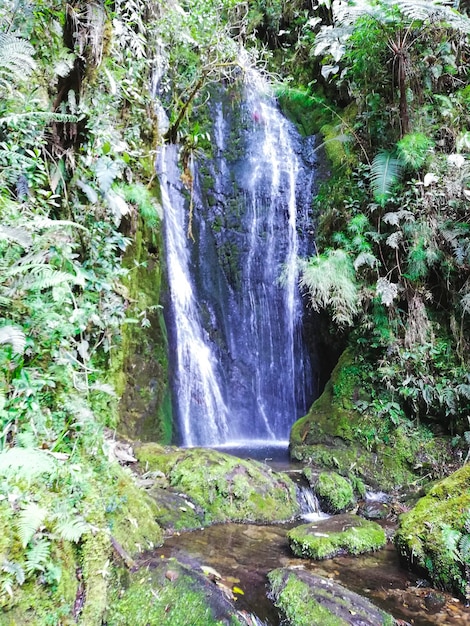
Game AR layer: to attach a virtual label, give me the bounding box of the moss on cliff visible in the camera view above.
[110,221,172,444]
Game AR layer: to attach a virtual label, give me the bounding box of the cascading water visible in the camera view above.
[159,74,319,447]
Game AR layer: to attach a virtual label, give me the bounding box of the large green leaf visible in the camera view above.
[370,151,403,205]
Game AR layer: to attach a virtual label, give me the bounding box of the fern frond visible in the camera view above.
[394,0,470,33]
[458,534,470,564]
[55,517,90,543]
[8,267,84,291]
[18,503,48,548]
[397,133,434,170]
[2,560,25,585]
[382,210,415,226]
[0,226,32,248]
[354,251,378,270]
[0,33,36,81]
[376,277,399,306]
[370,151,403,205]
[24,538,50,573]
[0,448,57,480]
[0,325,26,354]
[299,249,358,326]
[0,111,79,127]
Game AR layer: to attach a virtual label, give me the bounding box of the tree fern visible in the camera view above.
[370,151,403,205]
[299,249,359,326]
[17,503,48,548]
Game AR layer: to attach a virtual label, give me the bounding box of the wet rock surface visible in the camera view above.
[268,567,396,625]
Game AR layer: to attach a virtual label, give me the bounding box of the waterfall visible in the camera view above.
[296,485,329,522]
[160,75,318,447]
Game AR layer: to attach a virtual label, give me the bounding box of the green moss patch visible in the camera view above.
[290,349,452,491]
[394,464,470,598]
[268,567,395,626]
[135,445,299,524]
[313,471,355,514]
[106,559,247,626]
[287,514,386,560]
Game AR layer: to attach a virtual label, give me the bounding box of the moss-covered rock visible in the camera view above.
[135,444,300,525]
[394,464,470,599]
[306,470,355,514]
[268,567,395,626]
[287,514,386,560]
[106,558,249,625]
[290,349,452,491]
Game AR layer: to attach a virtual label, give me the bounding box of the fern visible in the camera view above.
[0,225,32,248]
[376,277,399,306]
[17,503,48,548]
[0,448,57,480]
[2,560,25,586]
[397,133,434,170]
[24,538,50,573]
[299,249,359,326]
[0,33,36,87]
[7,267,84,291]
[459,534,470,564]
[370,151,403,205]
[0,325,26,354]
[55,517,90,543]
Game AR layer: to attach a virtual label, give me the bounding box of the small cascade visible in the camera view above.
[160,73,319,447]
[296,485,329,522]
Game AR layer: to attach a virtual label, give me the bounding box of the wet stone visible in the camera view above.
[287,513,387,560]
[268,567,396,626]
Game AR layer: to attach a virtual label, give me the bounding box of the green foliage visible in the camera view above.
[299,249,358,326]
[397,132,434,170]
[370,151,403,205]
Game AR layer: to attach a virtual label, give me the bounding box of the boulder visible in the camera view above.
[288,514,386,560]
[268,567,396,625]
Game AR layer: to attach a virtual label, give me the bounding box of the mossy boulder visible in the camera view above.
[304,469,355,513]
[287,514,386,560]
[135,444,300,524]
[268,567,396,626]
[290,349,452,491]
[394,464,470,599]
[107,558,249,625]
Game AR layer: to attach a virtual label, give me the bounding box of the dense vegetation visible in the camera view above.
[0,0,469,621]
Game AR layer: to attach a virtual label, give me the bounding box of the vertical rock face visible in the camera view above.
[161,76,319,447]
